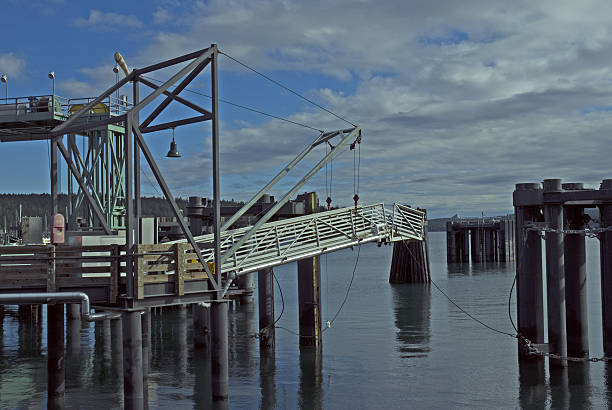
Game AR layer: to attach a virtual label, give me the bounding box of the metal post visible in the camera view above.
[563,183,589,357]
[258,267,275,350]
[133,80,141,246]
[193,302,211,349]
[123,310,144,410]
[211,300,229,402]
[514,182,545,358]
[178,304,187,379]
[125,114,134,298]
[543,179,567,366]
[51,136,58,216]
[600,179,612,356]
[211,45,222,298]
[48,303,65,406]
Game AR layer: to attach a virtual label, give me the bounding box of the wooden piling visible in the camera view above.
[389,238,430,283]
[600,179,612,357]
[298,256,322,348]
[122,310,144,410]
[258,267,275,350]
[471,228,481,262]
[47,303,65,406]
[563,183,589,357]
[514,182,545,359]
[211,300,229,402]
[543,179,567,366]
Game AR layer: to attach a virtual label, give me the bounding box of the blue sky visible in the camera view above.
[2,0,612,218]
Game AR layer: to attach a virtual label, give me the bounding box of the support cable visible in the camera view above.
[140,75,323,133]
[219,51,357,127]
[323,244,361,331]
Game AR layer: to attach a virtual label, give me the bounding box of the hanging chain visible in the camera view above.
[524,223,612,238]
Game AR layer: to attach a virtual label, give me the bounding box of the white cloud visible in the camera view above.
[153,8,172,25]
[65,0,612,216]
[74,9,143,31]
[0,53,26,78]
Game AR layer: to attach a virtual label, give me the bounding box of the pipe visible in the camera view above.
[0,292,121,321]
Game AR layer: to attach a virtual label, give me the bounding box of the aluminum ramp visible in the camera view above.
[171,203,425,277]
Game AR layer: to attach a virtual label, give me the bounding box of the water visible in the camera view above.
[1,232,611,409]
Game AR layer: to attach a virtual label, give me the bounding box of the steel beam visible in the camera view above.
[140,115,212,134]
[133,47,212,75]
[131,125,216,288]
[138,77,213,117]
[57,140,112,234]
[211,46,222,297]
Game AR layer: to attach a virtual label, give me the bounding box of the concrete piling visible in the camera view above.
[543,179,567,366]
[258,267,275,350]
[211,300,229,402]
[298,256,322,348]
[237,273,255,304]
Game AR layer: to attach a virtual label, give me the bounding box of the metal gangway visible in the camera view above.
[170,202,425,278]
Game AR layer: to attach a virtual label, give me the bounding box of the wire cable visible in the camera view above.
[140,75,323,133]
[219,50,357,127]
[401,240,515,338]
[324,244,361,330]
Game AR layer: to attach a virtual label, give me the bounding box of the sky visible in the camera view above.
[1,0,612,218]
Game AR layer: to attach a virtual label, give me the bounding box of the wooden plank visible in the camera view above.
[56,277,112,286]
[0,245,49,253]
[110,245,119,303]
[141,263,174,273]
[140,254,173,263]
[143,274,173,283]
[47,248,55,292]
[175,243,185,296]
[0,273,49,280]
[56,266,112,275]
[0,266,48,274]
[184,271,208,280]
[137,243,174,252]
[136,245,145,299]
[0,279,47,287]
[54,245,117,253]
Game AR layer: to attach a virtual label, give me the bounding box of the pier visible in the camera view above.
[0,46,428,408]
[446,216,515,263]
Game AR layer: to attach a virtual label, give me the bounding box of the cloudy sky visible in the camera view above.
[1,0,611,218]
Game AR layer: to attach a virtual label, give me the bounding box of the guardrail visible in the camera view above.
[0,94,132,119]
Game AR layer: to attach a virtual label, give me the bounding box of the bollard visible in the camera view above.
[543,179,567,366]
[514,183,545,358]
[563,183,589,358]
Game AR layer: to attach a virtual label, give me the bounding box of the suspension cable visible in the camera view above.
[140,75,324,133]
[219,50,357,127]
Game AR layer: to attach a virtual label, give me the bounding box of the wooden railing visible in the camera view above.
[0,245,121,303]
[135,243,210,299]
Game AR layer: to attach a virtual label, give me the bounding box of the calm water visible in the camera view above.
[1,232,611,409]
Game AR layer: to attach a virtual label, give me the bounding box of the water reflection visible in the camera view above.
[518,359,547,409]
[259,350,276,410]
[298,348,322,410]
[391,283,431,358]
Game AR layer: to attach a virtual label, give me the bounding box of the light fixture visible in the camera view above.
[1,75,6,102]
[113,65,119,74]
[166,127,181,158]
[48,71,55,101]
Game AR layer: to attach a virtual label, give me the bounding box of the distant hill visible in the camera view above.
[0,193,243,228]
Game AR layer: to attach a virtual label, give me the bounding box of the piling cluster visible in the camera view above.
[446,217,515,263]
[514,178,612,365]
